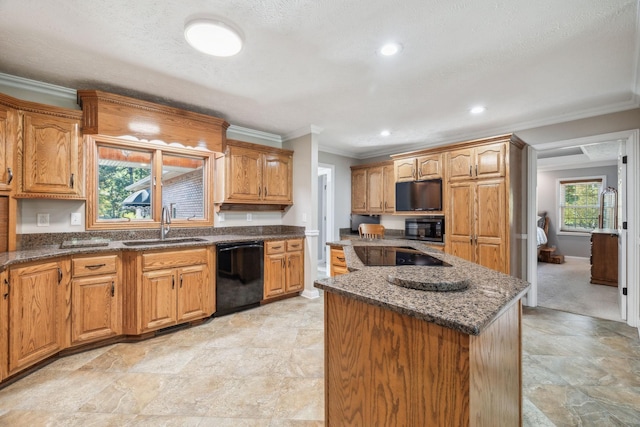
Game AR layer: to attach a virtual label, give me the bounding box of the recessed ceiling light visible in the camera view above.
[380,130,391,137]
[379,42,402,56]
[470,106,486,114]
[184,19,243,57]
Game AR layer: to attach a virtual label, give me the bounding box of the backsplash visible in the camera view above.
[17,225,305,250]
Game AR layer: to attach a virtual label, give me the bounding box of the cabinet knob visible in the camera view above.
[111,281,115,297]
[180,274,183,288]
[172,276,175,289]
[7,167,13,185]
[70,173,75,188]
[57,267,62,284]
[469,166,472,177]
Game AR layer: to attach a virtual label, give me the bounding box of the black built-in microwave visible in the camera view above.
[404,216,445,242]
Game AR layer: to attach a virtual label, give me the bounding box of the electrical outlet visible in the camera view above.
[246,213,252,221]
[71,212,82,226]
[218,213,225,222]
[37,213,50,227]
[302,213,307,222]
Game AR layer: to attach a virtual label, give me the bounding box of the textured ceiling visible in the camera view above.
[0,0,638,158]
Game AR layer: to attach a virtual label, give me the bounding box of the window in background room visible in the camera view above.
[558,177,604,232]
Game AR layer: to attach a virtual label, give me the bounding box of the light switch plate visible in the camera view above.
[246,213,252,221]
[37,213,50,227]
[71,212,81,226]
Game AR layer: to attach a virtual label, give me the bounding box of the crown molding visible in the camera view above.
[283,125,323,142]
[0,72,76,100]
[227,124,282,144]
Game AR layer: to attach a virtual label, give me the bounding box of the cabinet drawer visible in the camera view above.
[266,240,286,255]
[72,254,118,277]
[332,265,349,276]
[286,239,303,252]
[142,248,208,271]
[331,248,347,267]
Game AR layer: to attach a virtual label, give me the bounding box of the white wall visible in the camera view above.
[537,165,618,257]
[318,151,356,233]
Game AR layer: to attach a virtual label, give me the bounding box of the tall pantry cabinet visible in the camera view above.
[446,135,525,275]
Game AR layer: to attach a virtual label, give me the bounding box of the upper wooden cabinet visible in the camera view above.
[0,92,84,199]
[394,154,442,182]
[21,111,83,196]
[351,161,394,214]
[447,142,505,182]
[219,139,293,209]
[351,167,367,213]
[0,105,15,192]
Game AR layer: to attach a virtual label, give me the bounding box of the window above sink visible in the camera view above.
[86,135,215,230]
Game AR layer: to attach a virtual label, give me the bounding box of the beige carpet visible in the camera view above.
[537,257,622,322]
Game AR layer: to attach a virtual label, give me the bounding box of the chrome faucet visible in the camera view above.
[161,205,171,240]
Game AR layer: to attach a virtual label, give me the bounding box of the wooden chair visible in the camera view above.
[358,223,385,239]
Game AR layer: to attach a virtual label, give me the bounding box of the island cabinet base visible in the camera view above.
[324,292,522,427]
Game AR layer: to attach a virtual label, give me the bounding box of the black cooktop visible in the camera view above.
[353,246,452,267]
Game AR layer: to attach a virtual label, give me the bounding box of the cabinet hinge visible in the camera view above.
[622,155,627,164]
[623,287,628,296]
[623,222,628,230]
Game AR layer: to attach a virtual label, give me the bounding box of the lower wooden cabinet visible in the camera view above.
[264,239,304,299]
[590,231,618,286]
[71,254,122,345]
[8,259,71,375]
[330,247,348,277]
[0,269,8,382]
[124,247,214,334]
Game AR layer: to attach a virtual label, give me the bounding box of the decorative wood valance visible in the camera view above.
[77,90,229,153]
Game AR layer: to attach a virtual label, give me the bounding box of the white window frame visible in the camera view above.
[556,175,606,236]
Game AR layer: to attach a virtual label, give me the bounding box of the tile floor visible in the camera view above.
[0,294,638,426]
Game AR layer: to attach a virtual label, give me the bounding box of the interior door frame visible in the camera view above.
[526,129,639,329]
[318,163,335,267]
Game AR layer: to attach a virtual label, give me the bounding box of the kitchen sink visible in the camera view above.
[122,237,208,246]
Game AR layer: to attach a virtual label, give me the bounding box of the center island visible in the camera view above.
[314,239,530,427]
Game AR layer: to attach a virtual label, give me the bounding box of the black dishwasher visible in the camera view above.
[215,241,264,316]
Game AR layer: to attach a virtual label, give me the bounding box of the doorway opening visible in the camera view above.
[318,164,334,279]
[528,130,638,328]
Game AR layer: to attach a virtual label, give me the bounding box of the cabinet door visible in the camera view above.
[225,146,262,201]
[475,180,506,273]
[394,158,416,182]
[416,154,441,179]
[177,264,209,322]
[141,269,177,332]
[264,253,286,298]
[447,182,475,263]
[9,260,70,374]
[367,166,384,214]
[351,168,367,213]
[382,164,395,213]
[263,152,292,203]
[71,274,121,344]
[0,106,14,191]
[447,148,474,182]
[285,251,304,292]
[0,270,8,381]
[22,111,82,195]
[475,143,505,179]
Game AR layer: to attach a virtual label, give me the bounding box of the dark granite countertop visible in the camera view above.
[0,232,305,272]
[314,239,530,336]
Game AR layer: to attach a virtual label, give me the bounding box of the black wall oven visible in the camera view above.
[215,241,264,316]
[405,216,445,242]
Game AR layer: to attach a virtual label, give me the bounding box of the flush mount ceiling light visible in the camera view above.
[470,105,486,114]
[379,42,402,56]
[184,19,243,57]
[380,129,391,137]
